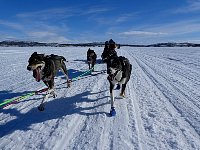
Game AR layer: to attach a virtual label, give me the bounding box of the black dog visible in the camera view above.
[107,56,132,116]
[87,48,97,72]
[27,52,71,111]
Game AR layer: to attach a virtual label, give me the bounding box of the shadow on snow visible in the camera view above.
[0,89,110,138]
[0,72,109,138]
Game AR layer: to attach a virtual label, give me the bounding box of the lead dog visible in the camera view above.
[87,48,97,72]
[27,52,71,111]
[107,56,132,116]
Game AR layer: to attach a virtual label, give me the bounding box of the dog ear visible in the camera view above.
[32,52,37,56]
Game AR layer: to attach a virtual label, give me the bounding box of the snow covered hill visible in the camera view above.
[0,47,200,150]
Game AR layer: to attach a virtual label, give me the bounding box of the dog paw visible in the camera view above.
[67,82,71,88]
[116,84,121,90]
[53,94,57,98]
[110,107,116,116]
[38,105,45,111]
[119,93,125,98]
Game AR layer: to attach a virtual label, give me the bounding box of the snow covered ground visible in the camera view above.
[0,46,200,150]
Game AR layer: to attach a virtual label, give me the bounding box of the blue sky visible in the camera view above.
[0,0,200,44]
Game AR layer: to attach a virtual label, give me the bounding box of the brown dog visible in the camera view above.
[87,48,97,72]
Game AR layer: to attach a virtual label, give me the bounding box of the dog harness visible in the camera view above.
[41,59,55,81]
[107,70,119,81]
[107,56,127,83]
[119,56,128,78]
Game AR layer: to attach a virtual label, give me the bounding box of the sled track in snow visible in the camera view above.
[54,72,107,150]
[124,48,200,149]
[127,79,146,150]
[1,47,200,150]
[69,76,109,150]
[135,57,200,137]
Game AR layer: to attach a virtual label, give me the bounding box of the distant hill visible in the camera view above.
[0,40,104,47]
[146,42,200,47]
[0,40,200,47]
[121,42,200,47]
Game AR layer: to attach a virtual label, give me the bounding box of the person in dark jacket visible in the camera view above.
[101,39,117,63]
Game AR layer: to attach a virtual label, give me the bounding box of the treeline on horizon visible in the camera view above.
[0,40,200,47]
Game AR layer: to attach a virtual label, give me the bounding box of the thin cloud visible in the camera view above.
[0,17,71,43]
[119,30,167,36]
[83,6,110,15]
[115,14,136,23]
[0,33,16,41]
[17,6,110,21]
[28,31,57,37]
[0,20,23,30]
[93,14,135,25]
[174,0,200,13]
[118,19,200,38]
[115,19,200,44]
[16,7,80,20]
[147,20,200,35]
[27,31,71,43]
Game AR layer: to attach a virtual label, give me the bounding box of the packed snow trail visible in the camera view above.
[0,47,200,150]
